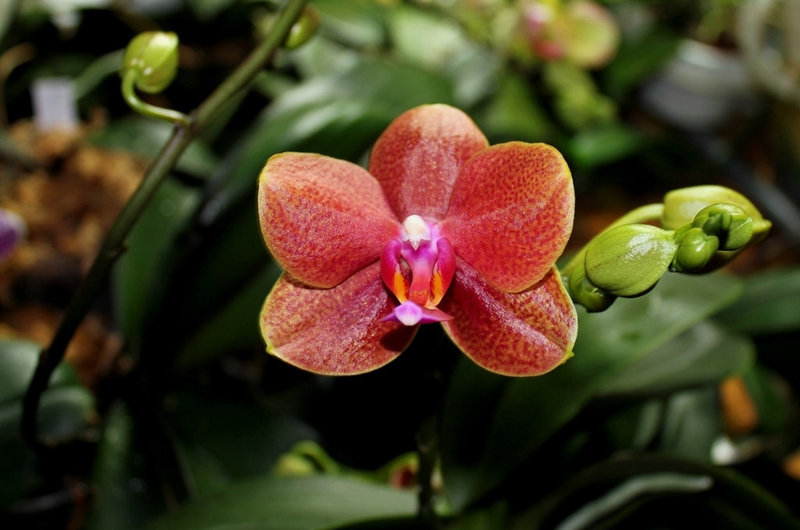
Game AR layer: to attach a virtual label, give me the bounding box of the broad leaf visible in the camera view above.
[442,272,742,509]
[147,475,416,530]
[714,267,800,335]
[598,321,754,397]
[0,339,94,507]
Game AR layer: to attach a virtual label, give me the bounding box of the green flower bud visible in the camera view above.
[284,7,320,50]
[661,185,764,231]
[567,266,616,312]
[585,224,677,297]
[122,31,179,94]
[672,225,719,272]
[691,203,753,250]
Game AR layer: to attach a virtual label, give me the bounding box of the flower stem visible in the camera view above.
[416,361,446,528]
[120,68,190,126]
[21,0,308,448]
[417,411,439,526]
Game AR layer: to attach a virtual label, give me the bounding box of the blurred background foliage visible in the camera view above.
[1,0,800,528]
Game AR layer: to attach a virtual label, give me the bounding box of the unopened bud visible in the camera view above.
[566,266,616,312]
[692,203,753,250]
[661,185,764,231]
[284,7,320,50]
[671,226,719,272]
[584,224,677,297]
[122,31,179,94]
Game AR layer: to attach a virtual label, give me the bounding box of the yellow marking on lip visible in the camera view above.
[430,270,445,306]
[393,271,408,303]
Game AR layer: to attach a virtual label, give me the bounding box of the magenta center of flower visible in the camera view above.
[380,215,456,326]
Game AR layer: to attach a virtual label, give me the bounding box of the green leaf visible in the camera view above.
[658,388,720,463]
[0,339,95,507]
[147,475,416,530]
[553,472,713,530]
[113,179,201,354]
[714,267,800,335]
[0,0,17,48]
[598,321,755,397]
[387,5,466,72]
[85,403,167,530]
[742,365,790,435]
[567,123,645,169]
[313,0,387,49]
[174,261,281,368]
[161,391,317,498]
[516,455,800,530]
[442,272,743,510]
[0,339,78,403]
[602,27,681,99]
[479,72,552,143]
[88,116,219,178]
[185,0,236,20]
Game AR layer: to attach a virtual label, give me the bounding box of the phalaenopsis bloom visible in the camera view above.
[257,104,577,376]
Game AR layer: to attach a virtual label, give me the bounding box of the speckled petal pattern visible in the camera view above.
[258,153,401,288]
[260,264,417,375]
[368,104,489,220]
[440,260,577,376]
[442,142,574,293]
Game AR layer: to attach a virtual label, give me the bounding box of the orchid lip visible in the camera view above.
[382,300,453,326]
[380,215,456,325]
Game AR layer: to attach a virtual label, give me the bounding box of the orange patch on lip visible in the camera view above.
[393,271,409,303]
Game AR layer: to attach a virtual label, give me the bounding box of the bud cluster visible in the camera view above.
[563,185,771,312]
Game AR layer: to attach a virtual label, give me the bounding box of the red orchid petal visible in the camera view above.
[440,260,577,376]
[442,142,574,292]
[368,104,489,220]
[260,264,417,375]
[258,153,400,288]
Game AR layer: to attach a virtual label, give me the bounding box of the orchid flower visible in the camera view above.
[257,104,577,376]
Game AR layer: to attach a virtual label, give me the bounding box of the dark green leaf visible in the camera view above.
[714,267,800,335]
[602,28,681,99]
[515,455,800,530]
[162,391,317,496]
[85,403,167,530]
[567,123,645,170]
[0,339,95,507]
[479,72,552,143]
[659,388,720,463]
[88,117,219,178]
[0,339,78,403]
[442,272,742,509]
[147,475,416,530]
[185,0,237,20]
[174,261,281,368]
[598,321,754,397]
[552,472,713,530]
[113,179,201,354]
[313,0,387,48]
